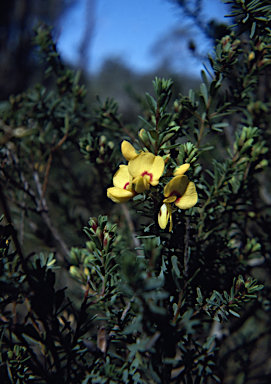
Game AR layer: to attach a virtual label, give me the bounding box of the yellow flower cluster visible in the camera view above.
[107,141,198,231]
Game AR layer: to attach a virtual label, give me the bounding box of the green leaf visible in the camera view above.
[138,115,154,131]
[250,21,257,38]
[171,256,181,278]
[229,309,240,317]
[145,92,157,114]
[200,83,209,107]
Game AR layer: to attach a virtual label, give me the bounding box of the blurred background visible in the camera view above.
[0,0,230,108]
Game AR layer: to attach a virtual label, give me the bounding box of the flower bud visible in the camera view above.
[70,265,80,279]
[69,248,78,264]
[99,135,107,146]
[103,232,112,253]
[96,157,104,164]
[248,51,255,61]
[138,128,153,150]
[158,203,170,230]
[86,241,96,252]
[95,227,103,244]
[255,159,268,169]
[89,217,98,233]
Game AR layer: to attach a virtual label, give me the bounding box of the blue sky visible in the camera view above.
[57,0,229,76]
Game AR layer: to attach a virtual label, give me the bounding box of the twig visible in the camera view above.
[33,170,70,261]
[42,132,68,197]
[172,217,191,324]
[121,203,142,255]
[19,190,26,245]
[0,183,24,261]
[184,217,190,277]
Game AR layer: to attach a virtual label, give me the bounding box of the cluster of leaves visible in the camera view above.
[0,0,271,383]
[0,215,124,383]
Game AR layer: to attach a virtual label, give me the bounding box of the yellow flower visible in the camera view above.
[121,140,139,161]
[164,175,197,209]
[158,175,198,231]
[107,165,135,203]
[128,152,165,193]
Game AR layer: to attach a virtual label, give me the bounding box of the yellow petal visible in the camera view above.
[121,140,138,161]
[173,163,190,176]
[107,187,134,203]
[174,181,198,209]
[164,175,190,198]
[113,165,133,190]
[158,203,170,229]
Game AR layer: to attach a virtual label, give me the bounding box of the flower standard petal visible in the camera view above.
[164,175,190,198]
[107,188,134,203]
[128,152,154,178]
[121,140,138,161]
[128,152,165,192]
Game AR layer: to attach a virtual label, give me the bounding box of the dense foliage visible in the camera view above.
[1,1,271,383]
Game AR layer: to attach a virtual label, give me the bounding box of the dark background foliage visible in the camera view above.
[0,0,271,383]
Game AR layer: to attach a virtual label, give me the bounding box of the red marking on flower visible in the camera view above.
[141,171,153,181]
[168,190,182,203]
[123,182,130,190]
[169,190,181,198]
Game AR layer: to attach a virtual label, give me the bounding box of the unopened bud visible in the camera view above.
[86,241,96,252]
[99,135,107,146]
[96,157,103,164]
[95,227,103,244]
[70,265,80,279]
[231,39,240,51]
[70,249,78,264]
[103,232,112,252]
[257,42,265,51]
[138,128,153,150]
[248,51,255,61]
[162,154,171,163]
[89,218,98,233]
[255,159,268,169]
